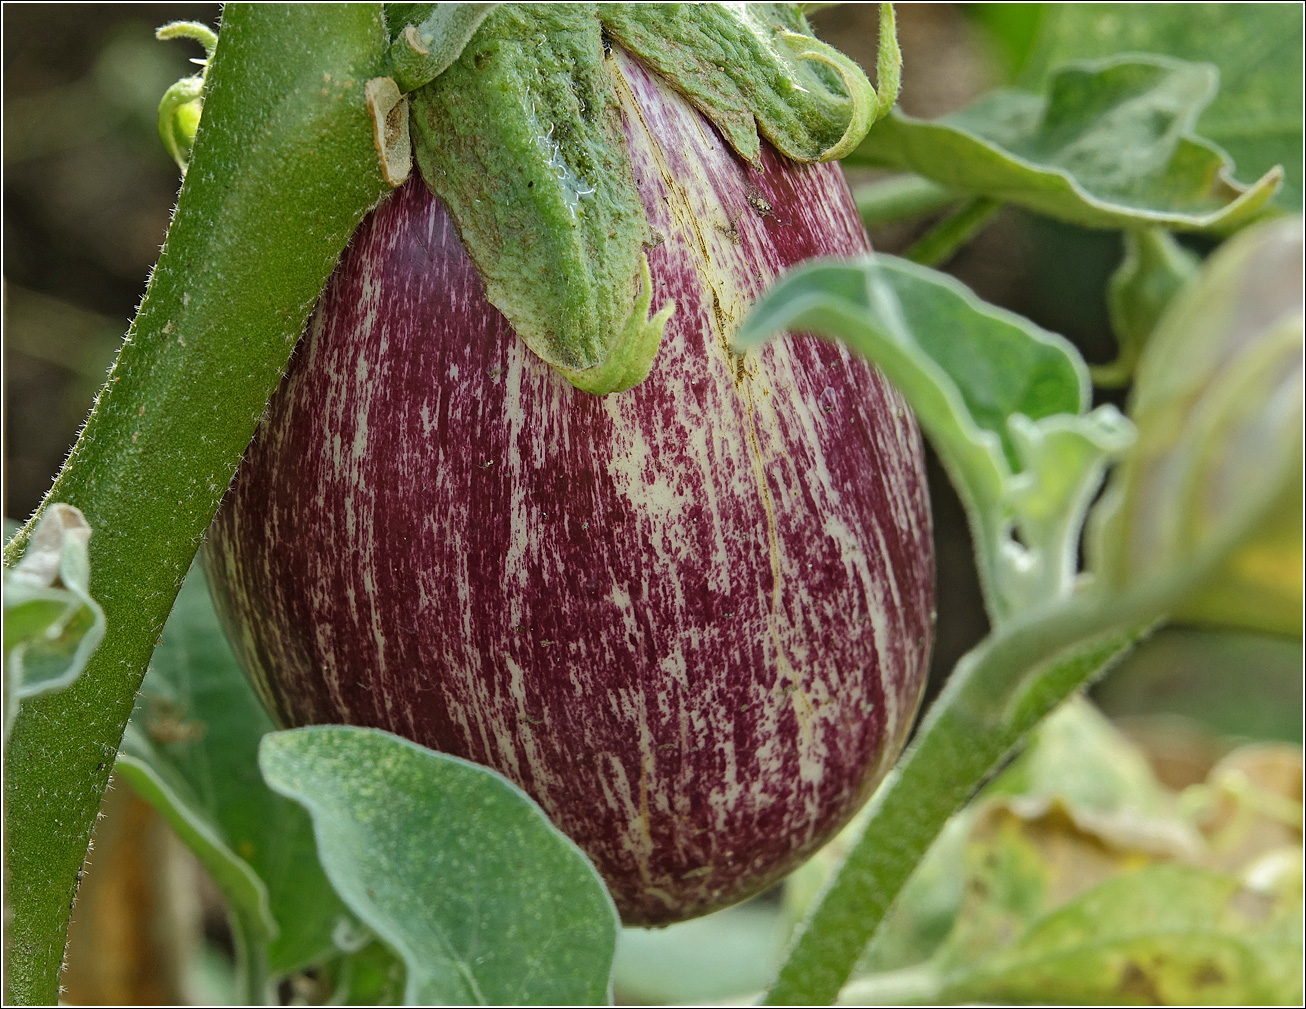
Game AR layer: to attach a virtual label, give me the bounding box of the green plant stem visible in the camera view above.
[1092,228,1201,389]
[763,593,1154,1005]
[903,196,1002,267]
[232,913,275,1006]
[1,6,392,1002]
[853,174,958,227]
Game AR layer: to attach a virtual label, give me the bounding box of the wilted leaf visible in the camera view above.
[851,56,1281,232]
[841,702,1303,1006]
[844,697,1192,983]
[260,725,618,1006]
[1187,744,1304,876]
[3,504,105,737]
[946,863,1302,1005]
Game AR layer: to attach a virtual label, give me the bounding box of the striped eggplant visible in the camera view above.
[203,46,934,923]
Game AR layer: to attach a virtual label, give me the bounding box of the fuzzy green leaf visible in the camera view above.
[851,56,1281,232]
[739,254,1133,621]
[117,563,349,975]
[1022,3,1304,210]
[260,725,619,1006]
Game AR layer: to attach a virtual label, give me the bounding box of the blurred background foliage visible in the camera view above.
[3,3,1301,1005]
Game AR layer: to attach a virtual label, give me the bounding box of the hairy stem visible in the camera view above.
[2,6,391,1001]
[763,593,1153,1005]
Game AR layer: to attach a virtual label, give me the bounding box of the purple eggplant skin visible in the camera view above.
[204,53,935,925]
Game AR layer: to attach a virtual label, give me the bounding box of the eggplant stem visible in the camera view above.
[2,7,392,1001]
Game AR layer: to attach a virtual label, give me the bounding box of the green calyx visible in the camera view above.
[600,2,894,164]
[405,2,895,395]
[409,5,662,392]
[556,256,676,395]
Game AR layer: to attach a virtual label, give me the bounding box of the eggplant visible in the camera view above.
[203,49,934,924]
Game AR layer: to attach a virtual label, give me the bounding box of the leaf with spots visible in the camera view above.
[835,702,1303,1006]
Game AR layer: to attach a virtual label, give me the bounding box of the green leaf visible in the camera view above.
[1095,228,1202,388]
[3,504,105,737]
[117,563,349,975]
[851,56,1281,232]
[966,3,1050,82]
[329,940,408,1005]
[259,725,619,1006]
[1022,3,1304,211]
[1090,216,1304,634]
[738,254,1132,621]
[943,863,1302,1005]
[1097,626,1304,742]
